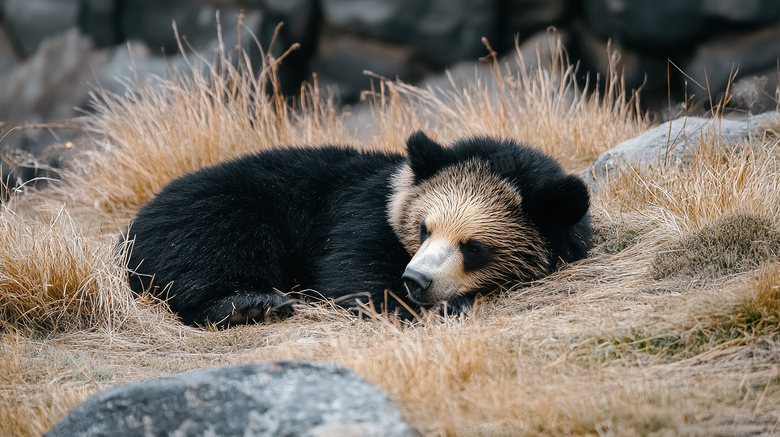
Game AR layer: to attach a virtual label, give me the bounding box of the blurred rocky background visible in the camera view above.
[0,0,778,192]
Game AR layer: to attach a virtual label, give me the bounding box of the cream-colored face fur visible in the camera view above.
[388,160,550,305]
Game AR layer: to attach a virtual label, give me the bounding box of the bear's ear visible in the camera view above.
[522,174,590,231]
[406,131,448,183]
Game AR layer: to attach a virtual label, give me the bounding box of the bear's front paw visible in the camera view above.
[202,292,295,328]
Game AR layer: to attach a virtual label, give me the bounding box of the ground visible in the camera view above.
[1,41,780,437]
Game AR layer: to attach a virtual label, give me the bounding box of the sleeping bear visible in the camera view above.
[125,131,592,326]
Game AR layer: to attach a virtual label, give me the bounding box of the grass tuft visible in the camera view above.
[0,207,133,333]
[739,262,780,331]
[652,213,780,279]
[591,216,651,254]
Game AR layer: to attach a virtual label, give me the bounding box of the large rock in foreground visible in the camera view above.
[585,111,780,190]
[45,361,413,437]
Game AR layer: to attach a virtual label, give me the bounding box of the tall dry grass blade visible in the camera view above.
[0,206,131,332]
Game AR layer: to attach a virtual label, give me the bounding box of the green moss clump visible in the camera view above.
[651,214,780,280]
[592,220,650,254]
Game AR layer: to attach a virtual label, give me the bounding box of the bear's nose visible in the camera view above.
[402,269,432,297]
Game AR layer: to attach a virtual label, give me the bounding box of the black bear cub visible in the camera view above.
[126,131,592,326]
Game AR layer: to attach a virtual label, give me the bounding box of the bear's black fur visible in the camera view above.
[126,131,592,326]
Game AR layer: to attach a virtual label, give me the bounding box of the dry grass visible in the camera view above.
[50,24,350,228]
[0,207,131,333]
[596,124,780,230]
[369,34,648,171]
[2,26,780,437]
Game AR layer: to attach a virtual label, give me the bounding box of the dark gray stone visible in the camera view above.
[412,0,496,66]
[0,27,108,124]
[730,70,780,115]
[573,22,667,100]
[419,29,570,105]
[260,0,318,46]
[80,0,120,48]
[0,145,58,199]
[311,28,427,102]
[121,2,267,56]
[585,111,780,190]
[194,9,265,58]
[504,0,569,41]
[0,27,103,186]
[321,0,495,66]
[1,0,81,57]
[582,0,705,50]
[685,24,780,104]
[45,361,413,437]
[321,0,414,42]
[120,2,275,84]
[94,40,190,96]
[702,0,780,24]
[0,21,18,79]
[254,0,320,94]
[121,0,202,55]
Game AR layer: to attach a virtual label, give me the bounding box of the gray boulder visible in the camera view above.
[321,0,495,66]
[0,21,18,80]
[702,0,780,25]
[121,0,204,55]
[419,29,570,103]
[573,22,667,98]
[685,24,780,102]
[80,0,121,48]
[582,0,705,50]
[1,0,81,57]
[45,361,413,437]
[0,27,102,193]
[94,39,191,97]
[343,29,574,141]
[585,111,780,190]
[255,0,320,94]
[260,0,319,46]
[0,28,107,124]
[582,0,780,50]
[730,70,780,115]
[121,1,266,58]
[505,0,569,36]
[310,28,427,102]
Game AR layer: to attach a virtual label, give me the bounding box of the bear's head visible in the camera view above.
[388,131,590,306]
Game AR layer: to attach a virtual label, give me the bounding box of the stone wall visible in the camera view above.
[2,0,779,110]
[0,0,778,186]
